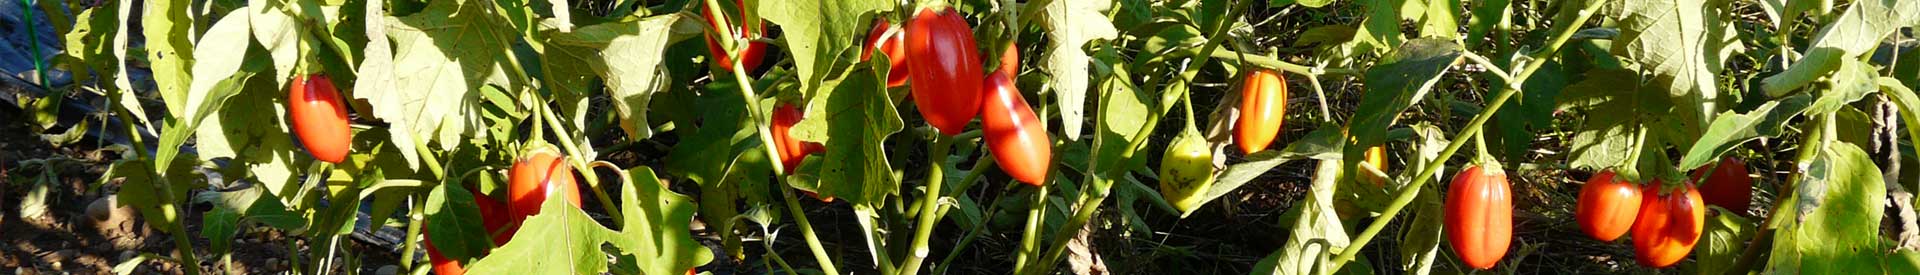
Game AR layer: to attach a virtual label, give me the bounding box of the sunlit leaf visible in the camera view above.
[1767,143,1886,273]
[1040,0,1118,140]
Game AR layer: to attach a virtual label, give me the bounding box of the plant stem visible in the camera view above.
[728,52,840,275]
[1326,0,1607,269]
[935,158,999,275]
[1203,49,1363,77]
[107,79,201,275]
[898,135,956,275]
[1307,70,1333,122]
[1025,2,1251,273]
[399,196,425,270]
[536,100,623,225]
[1011,183,1048,273]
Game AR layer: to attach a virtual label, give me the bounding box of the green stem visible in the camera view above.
[108,82,201,275]
[859,208,897,275]
[18,0,47,88]
[934,158,998,275]
[898,135,956,275]
[1026,2,1257,273]
[1011,183,1047,273]
[1203,49,1362,77]
[399,195,426,270]
[728,50,840,275]
[1306,70,1333,122]
[1326,0,1606,269]
[536,101,623,225]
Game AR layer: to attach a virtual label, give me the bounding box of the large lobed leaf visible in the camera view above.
[465,167,710,274]
[544,14,705,142]
[1250,159,1351,275]
[791,60,904,205]
[1040,0,1118,140]
[758,0,893,94]
[144,0,196,116]
[1345,38,1460,174]
[362,0,517,156]
[1761,0,1920,95]
[1766,143,1886,273]
[1604,0,1741,124]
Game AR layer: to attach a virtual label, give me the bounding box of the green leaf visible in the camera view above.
[1557,69,1678,172]
[1880,78,1920,155]
[1041,0,1119,140]
[1346,38,1461,171]
[1804,58,1881,116]
[164,12,268,176]
[1763,0,1920,95]
[1294,25,1358,47]
[1328,0,1407,61]
[1202,125,1344,211]
[194,73,303,199]
[1463,0,1510,48]
[758,0,893,94]
[424,178,491,261]
[63,3,119,86]
[1092,55,1154,176]
[545,14,705,142]
[367,0,517,154]
[792,61,904,205]
[1676,94,1812,170]
[1490,61,1568,164]
[1293,0,1334,8]
[202,204,241,256]
[1694,207,1754,275]
[105,158,200,230]
[351,0,422,167]
[1415,0,1462,40]
[1605,0,1740,123]
[605,167,713,274]
[1767,143,1887,273]
[1398,185,1443,275]
[1249,160,1350,275]
[143,0,196,116]
[666,84,757,187]
[248,2,304,86]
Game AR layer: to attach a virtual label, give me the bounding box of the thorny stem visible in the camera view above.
[1326,0,1607,269]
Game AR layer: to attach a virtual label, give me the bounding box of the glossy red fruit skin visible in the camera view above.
[702,0,766,73]
[905,7,984,135]
[1631,182,1705,268]
[1444,165,1512,270]
[288,74,351,163]
[1691,157,1753,213]
[425,235,466,275]
[981,72,1051,186]
[470,186,514,245]
[1234,70,1287,154]
[1576,171,1642,242]
[507,148,583,226]
[864,20,909,87]
[771,104,826,175]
